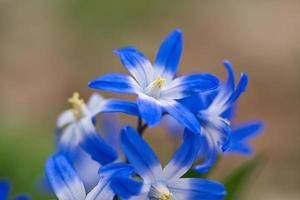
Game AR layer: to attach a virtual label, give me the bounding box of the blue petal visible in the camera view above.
[194,151,217,174]
[98,162,134,176]
[179,93,208,113]
[227,121,264,155]
[194,135,218,173]
[221,104,236,121]
[0,180,10,200]
[227,143,253,155]
[168,178,226,200]
[111,177,143,199]
[154,29,182,79]
[162,73,220,99]
[86,163,134,200]
[80,133,118,165]
[223,60,235,91]
[88,73,139,94]
[114,47,153,87]
[78,118,118,165]
[163,130,201,180]
[227,73,248,104]
[120,126,163,182]
[101,113,121,152]
[137,94,162,126]
[45,154,86,200]
[161,99,200,133]
[231,121,264,141]
[57,124,81,162]
[99,99,139,117]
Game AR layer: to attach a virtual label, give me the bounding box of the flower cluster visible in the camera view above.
[45,29,263,200]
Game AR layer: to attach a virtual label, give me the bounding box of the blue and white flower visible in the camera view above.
[183,60,249,173]
[89,29,219,133]
[56,92,139,164]
[0,179,31,200]
[45,153,133,200]
[110,126,226,200]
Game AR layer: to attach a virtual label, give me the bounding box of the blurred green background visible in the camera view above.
[0,0,299,199]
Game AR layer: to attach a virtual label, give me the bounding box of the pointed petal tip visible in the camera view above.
[88,80,96,88]
[169,29,183,40]
[113,46,137,55]
[223,60,234,74]
[223,59,232,66]
[172,28,182,35]
[240,73,249,90]
[241,72,249,80]
[112,48,120,55]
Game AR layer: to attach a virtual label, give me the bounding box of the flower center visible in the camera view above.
[148,182,172,200]
[145,76,167,98]
[198,111,231,150]
[68,92,85,119]
[152,76,166,88]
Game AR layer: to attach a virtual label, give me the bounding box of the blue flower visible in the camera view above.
[45,153,133,200]
[110,126,226,199]
[226,121,264,155]
[0,180,31,200]
[89,29,219,133]
[181,60,249,173]
[56,92,139,164]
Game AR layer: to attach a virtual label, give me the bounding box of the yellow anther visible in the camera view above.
[152,76,166,88]
[161,192,172,200]
[149,182,173,200]
[68,92,85,118]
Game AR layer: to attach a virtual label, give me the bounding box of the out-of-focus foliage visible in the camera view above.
[59,0,181,33]
[223,157,263,200]
[0,123,53,198]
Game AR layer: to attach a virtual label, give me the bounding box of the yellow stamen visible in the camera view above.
[160,192,173,200]
[152,76,166,88]
[149,183,173,200]
[68,92,85,118]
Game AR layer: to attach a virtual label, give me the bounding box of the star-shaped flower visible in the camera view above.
[182,60,249,172]
[89,29,219,133]
[110,126,226,200]
[56,92,139,164]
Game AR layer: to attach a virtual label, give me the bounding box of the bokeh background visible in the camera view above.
[0,0,299,199]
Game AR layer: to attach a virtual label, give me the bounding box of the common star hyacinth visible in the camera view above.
[89,29,220,133]
[45,154,133,200]
[56,92,139,164]
[110,126,226,200]
[40,28,265,200]
[182,60,249,173]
